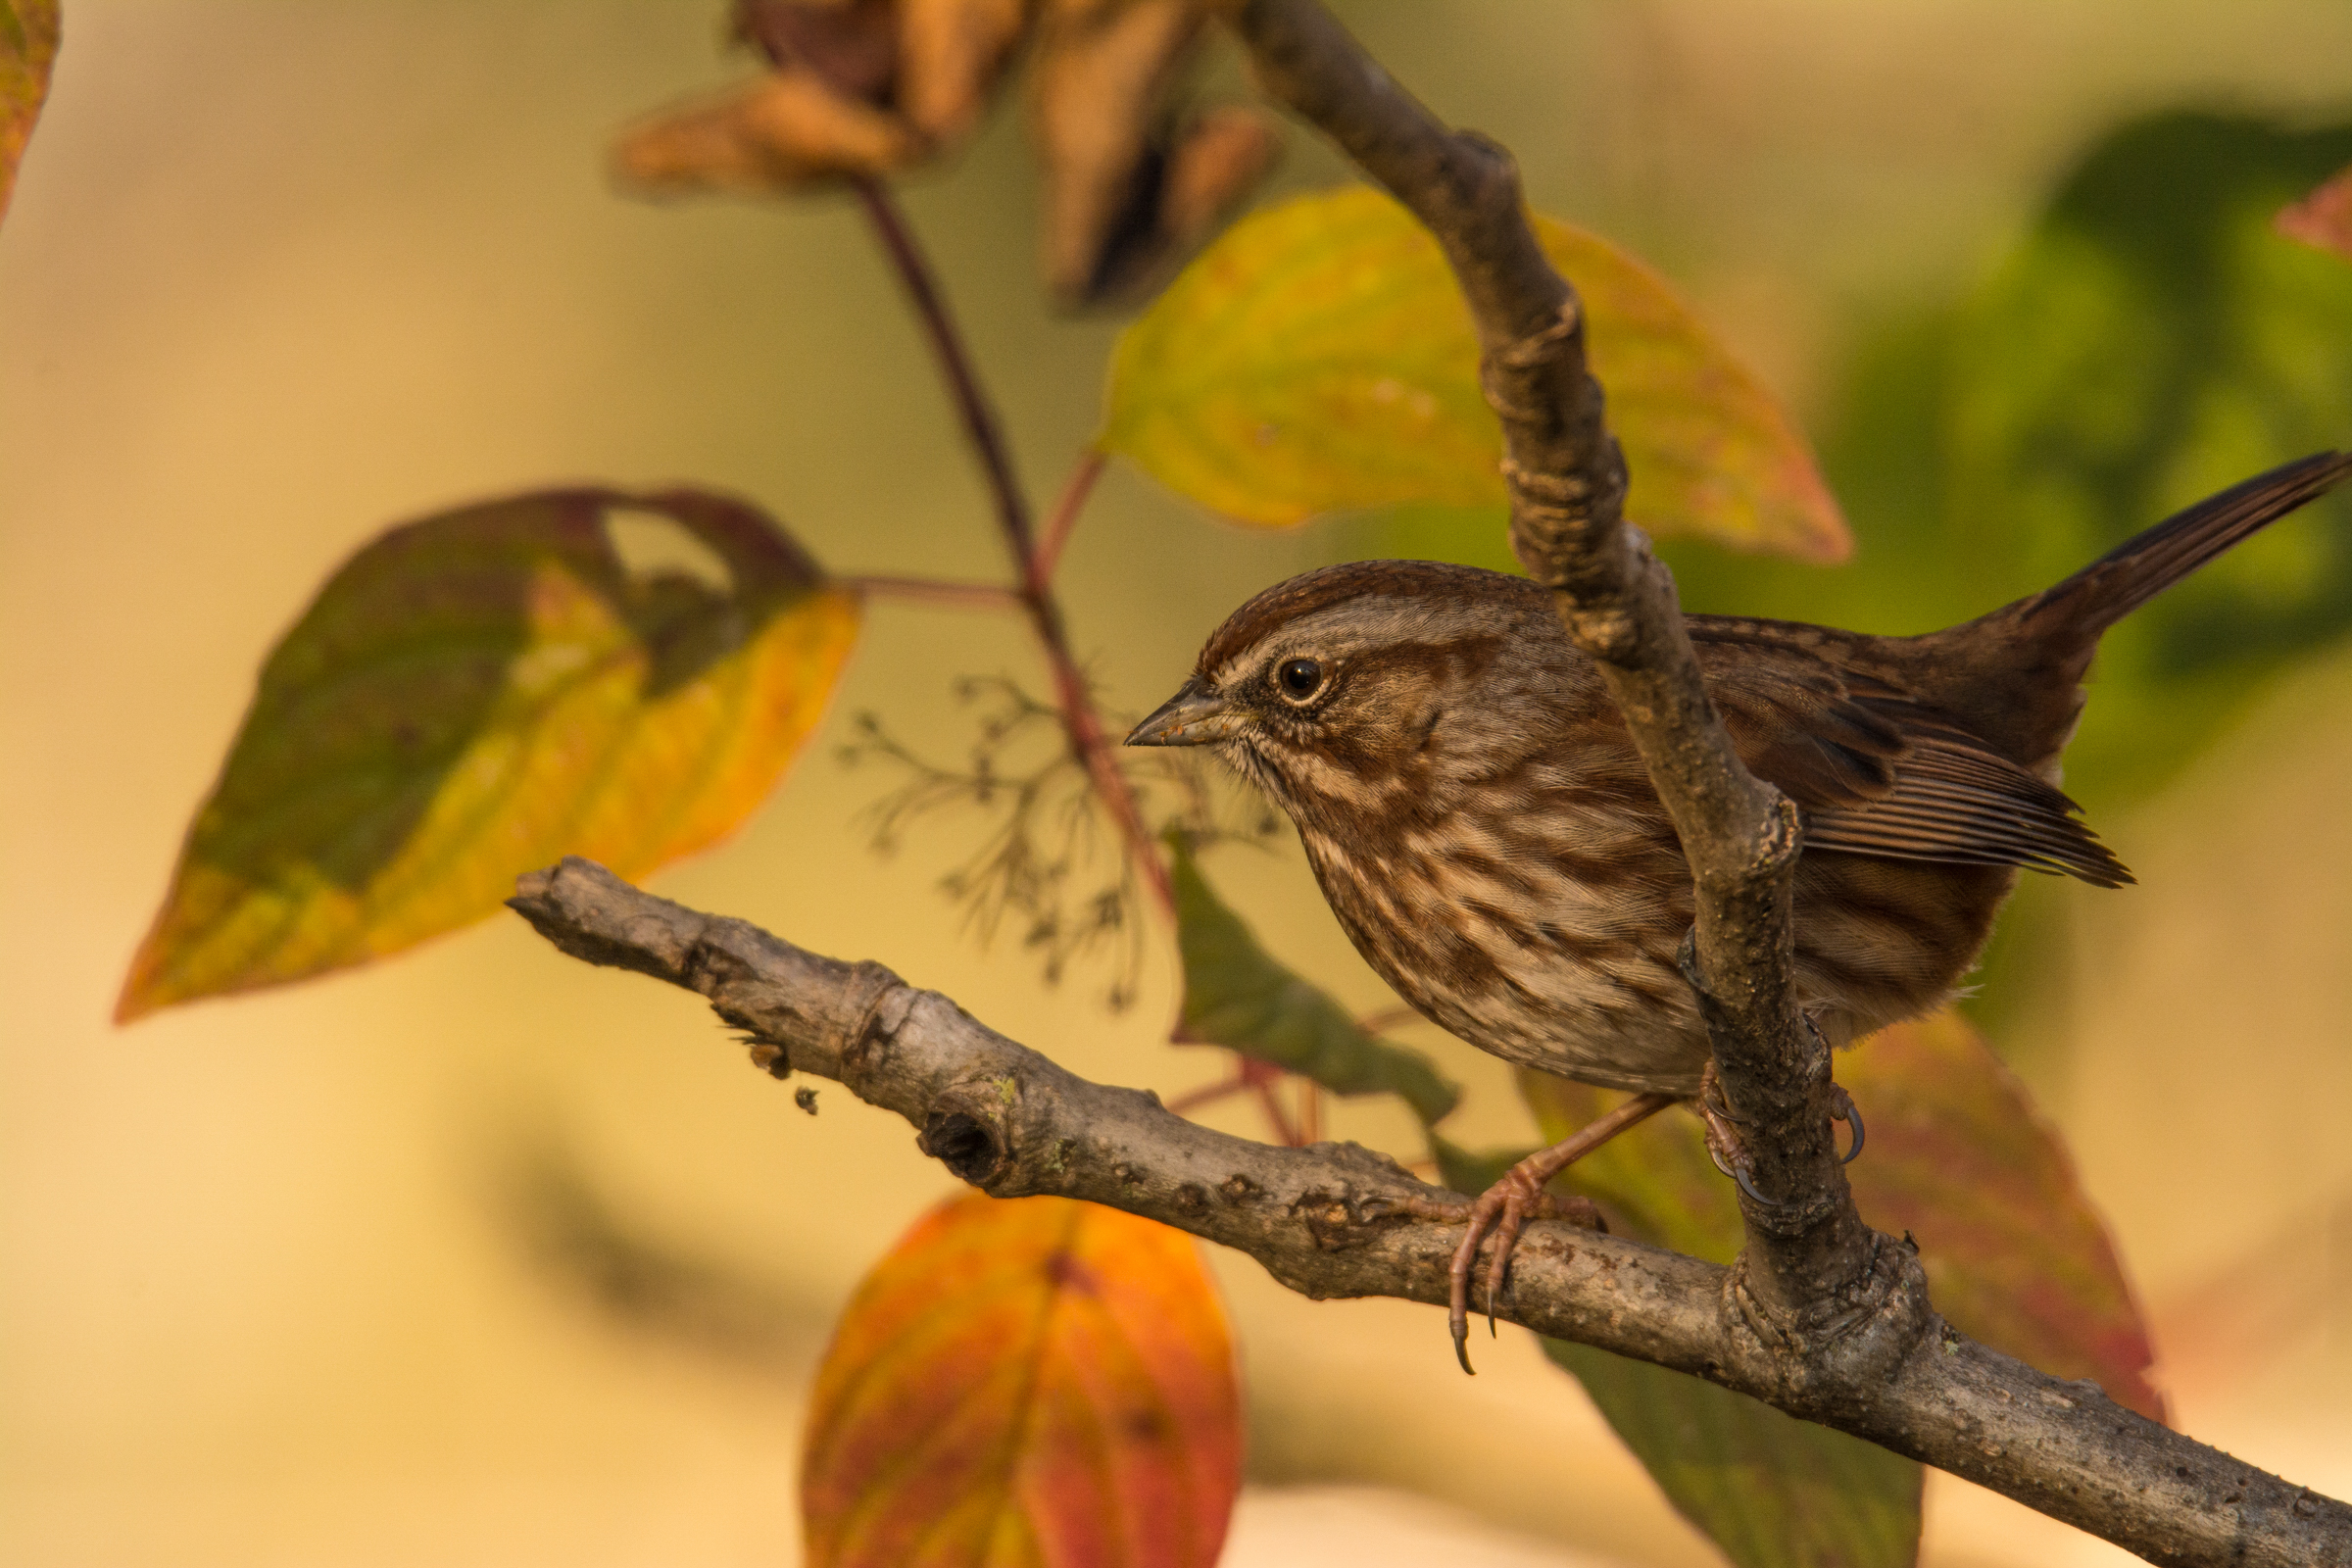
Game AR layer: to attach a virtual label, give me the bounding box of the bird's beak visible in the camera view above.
[1126,679,1243,748]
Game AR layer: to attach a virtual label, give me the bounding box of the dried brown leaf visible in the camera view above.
[612,70,921,195]
[1157,106,1278,256]
[898,0,1032,143]
[1029,0,1274,306]
[735,0,899,104]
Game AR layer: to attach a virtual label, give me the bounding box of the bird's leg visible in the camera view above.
[1400,1091,1675,1373]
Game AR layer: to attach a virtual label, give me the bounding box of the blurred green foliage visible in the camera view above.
[1363,110,2352,1046]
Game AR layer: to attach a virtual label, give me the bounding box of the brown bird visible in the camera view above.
[1128,451,2352,1366]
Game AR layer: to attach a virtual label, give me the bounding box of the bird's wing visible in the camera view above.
[1694,629,2132,888]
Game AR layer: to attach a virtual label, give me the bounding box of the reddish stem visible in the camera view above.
[852,178,1034,570]
[853,178,1172,920]
[844,574,1025,610]
[1029,448,1108,592]
[1252,1080,1304,1148]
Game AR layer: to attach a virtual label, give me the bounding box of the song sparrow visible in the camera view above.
[1128,451,2352,1364]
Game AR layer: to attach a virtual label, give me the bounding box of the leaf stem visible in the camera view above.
[843,575,1026,610]
[1029,448,1108,591]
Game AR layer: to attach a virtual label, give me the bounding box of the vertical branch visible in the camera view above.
[851,178,1037,570]
[1215,0,1886,1340]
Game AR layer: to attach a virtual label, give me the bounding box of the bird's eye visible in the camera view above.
[1275,658,1325,703]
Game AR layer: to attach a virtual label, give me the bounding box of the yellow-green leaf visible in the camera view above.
[0,0,59,225]
[119,487,860,1020]
[1102,185,1848,561]
[803,1193,1241,1568]
[1168,834,1459,1125]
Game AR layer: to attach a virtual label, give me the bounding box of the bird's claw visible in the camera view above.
[1429,1169,1599,1375]
[1697,1061,1865,1201]
[1697,1058,1791,1209]
[1831,1083,1866,1164]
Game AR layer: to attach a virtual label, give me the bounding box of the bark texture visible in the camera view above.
[514,858,2352,1568]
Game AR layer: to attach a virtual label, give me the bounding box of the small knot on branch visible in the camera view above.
[1496,306,1583,370]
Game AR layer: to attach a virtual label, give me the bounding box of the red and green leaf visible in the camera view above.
[803,1193,1242,1568]
[0,0,59,224]
[1518,1006,2162,1567]
[119,487,860,1019]
[1102,185,1848,561]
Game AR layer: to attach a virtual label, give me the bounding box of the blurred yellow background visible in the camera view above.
[5,3,2352,1565]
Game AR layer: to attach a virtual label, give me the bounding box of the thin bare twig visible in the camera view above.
[852,177,1037,570]
[852,179,1173,919]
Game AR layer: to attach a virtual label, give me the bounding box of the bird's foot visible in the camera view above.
[1697,1057,1782,1207]
[1398,1172,1602,1376]
[1696,1058,1866,1205]
[1401,1091,1675,1373]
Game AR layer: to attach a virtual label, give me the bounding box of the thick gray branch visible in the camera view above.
[512,858,2352,1568]
[1215,0,1863,1359]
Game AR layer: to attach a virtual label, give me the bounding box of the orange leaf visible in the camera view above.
[119,487,860,1020]
[1,0,60,225]
[1839,1009,2167,1422]
[804,1193,1241,1568]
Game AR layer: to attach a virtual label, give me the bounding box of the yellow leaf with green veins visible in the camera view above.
[119,488,859,1020]
[1102,185,1848,561]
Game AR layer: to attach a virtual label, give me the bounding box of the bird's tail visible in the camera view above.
[1910,451,2352,773]
[1999,450,2352,647]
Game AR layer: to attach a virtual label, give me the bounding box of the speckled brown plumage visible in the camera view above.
[1131,452,2352,1099]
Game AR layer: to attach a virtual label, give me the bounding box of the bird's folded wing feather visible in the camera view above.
[1695,631,2132,888]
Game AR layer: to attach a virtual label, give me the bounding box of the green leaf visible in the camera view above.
[1166,834,1459,1126]
[1102,185,1849,562]
[1517,1075,1921,1568]
[119,488,861,1019]
[1937,111,2352,807]
[1546,1341,1923,1568]
[0,0,58,225]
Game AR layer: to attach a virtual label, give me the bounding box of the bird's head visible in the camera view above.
[1125,559,1565,830]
